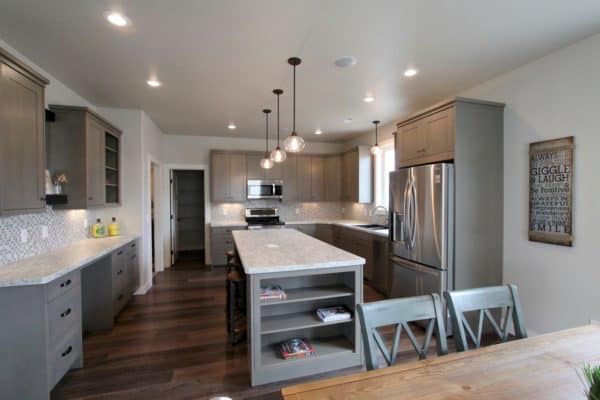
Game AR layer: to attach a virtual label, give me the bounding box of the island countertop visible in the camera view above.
[0,235,140,287]
[232,229,365,274]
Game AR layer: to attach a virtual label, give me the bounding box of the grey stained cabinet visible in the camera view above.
[47,105,122,208]
[282,154,298,201]
[310,156,325,201]
[210,225,246,266]
[0,47,48,216]
[210,151,246,202]
[246,152,282,180]
[395,102,455,168]
[296,155,312,201]
[325,155,341,201]
[341,146,372,203]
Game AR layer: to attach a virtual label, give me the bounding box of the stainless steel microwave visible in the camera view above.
[247,179,283,199]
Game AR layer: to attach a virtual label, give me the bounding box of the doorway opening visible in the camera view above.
[170,169,206,267]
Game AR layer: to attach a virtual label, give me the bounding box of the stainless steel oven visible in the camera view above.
[247,179,283,200]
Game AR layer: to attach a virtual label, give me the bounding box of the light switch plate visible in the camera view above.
[20,229,28,244]
[41,225,49,239]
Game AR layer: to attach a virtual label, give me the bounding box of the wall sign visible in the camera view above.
[528,136,574,246]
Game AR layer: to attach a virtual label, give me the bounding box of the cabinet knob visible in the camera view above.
[61,346,73,357]
[60,308,72,318]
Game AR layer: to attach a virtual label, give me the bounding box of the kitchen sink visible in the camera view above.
[355,224,388,230]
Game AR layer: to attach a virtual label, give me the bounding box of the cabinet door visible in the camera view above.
[310,156,325,201]
[422,107,455,158]
[0,63,45,214]
[86,118,105,206]
[296,155,312,201]
[211,153,230,202]
[325,155,341,201]
[265,161,282,180]
[396,121,423,167]
[282,154,297,201]
[246,154,264,180]
[345,150,359,202]
[229,153,246,201]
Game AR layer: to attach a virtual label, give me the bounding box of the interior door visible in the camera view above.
[170,170,179,264]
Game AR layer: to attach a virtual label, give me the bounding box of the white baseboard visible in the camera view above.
[134,279,153,295]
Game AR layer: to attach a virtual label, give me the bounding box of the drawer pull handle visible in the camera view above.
[60,279,72,288]
[117,269,123,275]
[60,308,72,318]
[131,255,136,260]
[131,243,136,248]
[117,251,123,256]
[61,346,72,357]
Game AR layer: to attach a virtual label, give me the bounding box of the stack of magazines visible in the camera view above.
[316,306,352,322]
[279,338,315,360]
[260,285,287,301]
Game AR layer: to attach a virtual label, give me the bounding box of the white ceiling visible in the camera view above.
[1,1,599,142]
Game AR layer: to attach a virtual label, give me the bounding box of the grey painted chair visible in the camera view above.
[357,294,448,371]
[444,284,527,352]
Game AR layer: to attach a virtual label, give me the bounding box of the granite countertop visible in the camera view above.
[210,220,248,227]
[232,229,365,274]
[0,235,140,288]
[285,219,389,238]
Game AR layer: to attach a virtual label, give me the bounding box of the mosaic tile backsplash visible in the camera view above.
[0,207,89,266]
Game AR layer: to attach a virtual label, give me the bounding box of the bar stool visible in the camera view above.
[226,250,246,344]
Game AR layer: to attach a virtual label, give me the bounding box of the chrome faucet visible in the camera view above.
[369,205,389,227]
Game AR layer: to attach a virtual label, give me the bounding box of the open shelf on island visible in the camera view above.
[262,335,354,367]
[260,285,354,306]
[261,311,353,335]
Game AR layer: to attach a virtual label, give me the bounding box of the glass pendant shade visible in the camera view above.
[283,133,305,153]
[270,146,287,163]
[260,157,274,169]
[370,144,382,156]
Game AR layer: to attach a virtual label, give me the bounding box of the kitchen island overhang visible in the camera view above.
[232,229,365,386]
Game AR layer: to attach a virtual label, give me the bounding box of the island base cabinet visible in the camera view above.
[0,274,83,400]
[247,266,363,386]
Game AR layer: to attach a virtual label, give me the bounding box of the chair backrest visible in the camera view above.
[357,294,447,371]
[444,284,527,352]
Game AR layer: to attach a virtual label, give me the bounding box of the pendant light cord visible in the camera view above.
[265,112,269,155]
[277,92,280,145]
[292,65,296,134]
[375,123,378,145]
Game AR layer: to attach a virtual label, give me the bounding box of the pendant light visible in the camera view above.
[370,120,382,156]
[260,109,274,169]
[270,89,287,163]
[283,57,306,153]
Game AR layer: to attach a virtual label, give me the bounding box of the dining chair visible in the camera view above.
[444,284,527,352]
[357,294,448,371]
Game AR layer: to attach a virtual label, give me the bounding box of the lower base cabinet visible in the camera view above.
[210,226,246,266]
[0,238,139,399]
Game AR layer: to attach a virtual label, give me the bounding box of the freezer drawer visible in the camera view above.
[389,257,446,299]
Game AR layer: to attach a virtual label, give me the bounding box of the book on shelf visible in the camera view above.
[279,338,315,360]
[316,306,352,322]
[260,285,287,301]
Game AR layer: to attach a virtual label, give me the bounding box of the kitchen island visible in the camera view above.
[232,229,365,386]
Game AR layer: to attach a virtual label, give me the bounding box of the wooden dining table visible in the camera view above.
[281,324,600,399]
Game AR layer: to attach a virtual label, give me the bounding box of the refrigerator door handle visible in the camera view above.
[402,179,411,247]
[409,180,417,248]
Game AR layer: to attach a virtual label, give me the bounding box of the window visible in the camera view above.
[374,142,395,208]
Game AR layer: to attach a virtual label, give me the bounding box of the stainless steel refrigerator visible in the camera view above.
[388,163,454,299]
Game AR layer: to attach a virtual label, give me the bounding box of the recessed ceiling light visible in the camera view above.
[344,118,353,124]
[363,95,375,103]
[404,68,418,77]
[227,123,237,130]
[147,79,161,87]
[334,56,357,68]
[104,11,130,27]
[314,129,322,135]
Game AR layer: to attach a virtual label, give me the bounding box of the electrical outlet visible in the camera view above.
[83,219,89,229]
[223,209,228,216]
[41,225,49,239]
[20,229,28,244]
[342,207,345,215]
[295,208,300,215]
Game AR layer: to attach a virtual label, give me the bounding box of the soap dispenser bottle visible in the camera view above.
[108,217,120,236]
[92,218,106,238]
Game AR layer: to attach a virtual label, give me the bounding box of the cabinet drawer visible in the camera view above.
[48,329,82,389]
[46,270,81,303]
[47,284,82,346]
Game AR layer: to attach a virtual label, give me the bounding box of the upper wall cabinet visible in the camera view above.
[47,105,122,208]
[395,101,455,168]
[324,155,341,201]
[0,47,49,216]
[246,153,282,180]
[341,146,372,203]
[210,151,246,202]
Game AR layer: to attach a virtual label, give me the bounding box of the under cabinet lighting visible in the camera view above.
[105,12,130,27]
[147,79,161,87]
[227,123,237,130]
[404,68,418,77]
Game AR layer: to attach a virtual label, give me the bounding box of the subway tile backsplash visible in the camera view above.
[0,208,89,266]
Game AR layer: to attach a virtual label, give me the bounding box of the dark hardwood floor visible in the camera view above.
[51,262,448,400]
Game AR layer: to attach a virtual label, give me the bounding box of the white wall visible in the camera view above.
[460,32,600,333]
